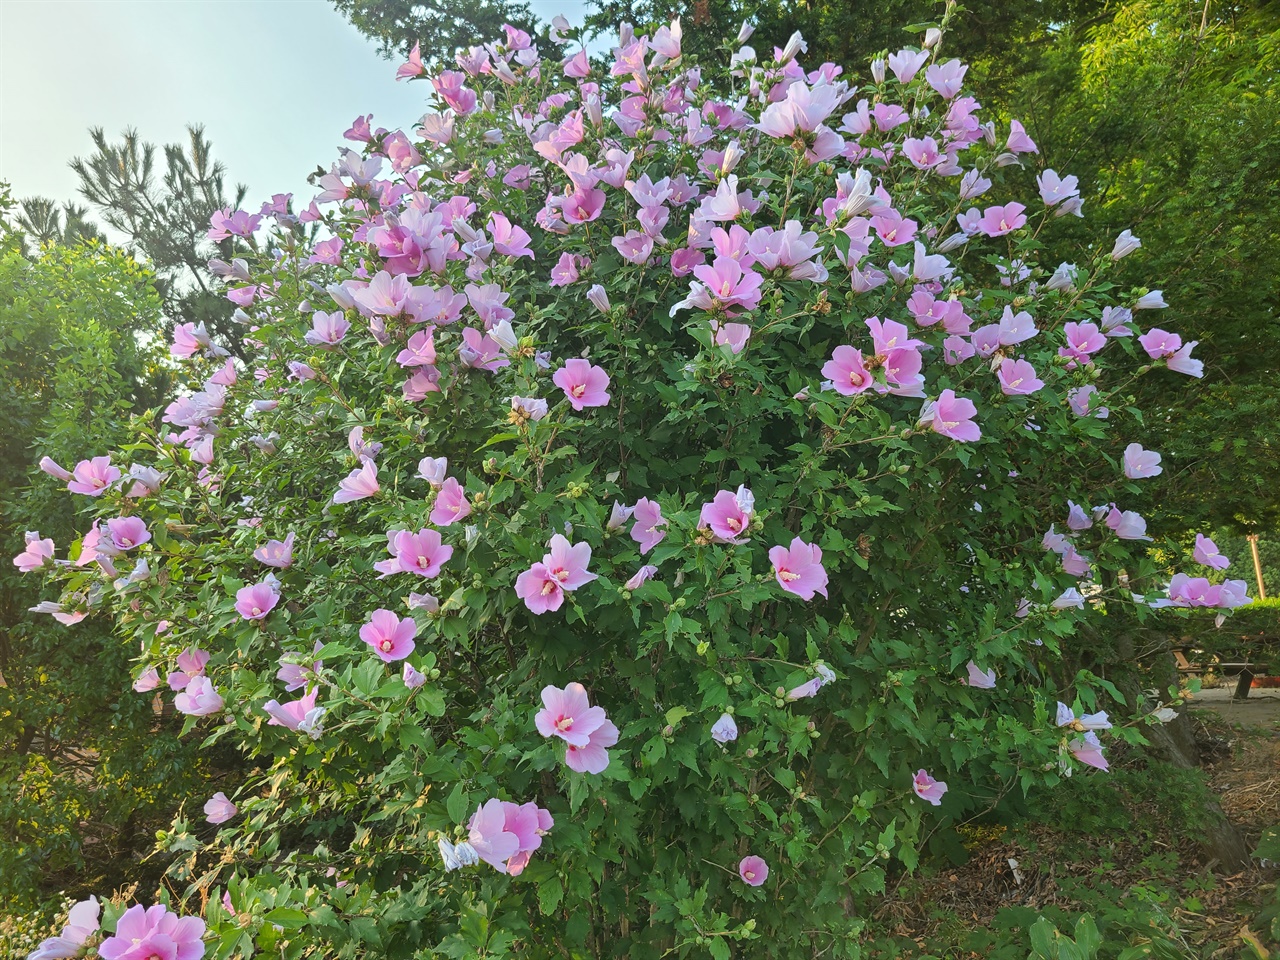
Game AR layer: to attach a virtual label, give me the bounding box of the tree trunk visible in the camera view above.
[1143,648,1252,870]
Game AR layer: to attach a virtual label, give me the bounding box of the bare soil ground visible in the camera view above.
[870,700,1280,956]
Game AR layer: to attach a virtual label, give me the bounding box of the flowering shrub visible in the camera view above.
[23,11,1251,960]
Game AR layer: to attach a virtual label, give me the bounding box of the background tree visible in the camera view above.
[0,186,205,910]
[69,125,249,356]
[331,0,538,61]
[13,197,103,253]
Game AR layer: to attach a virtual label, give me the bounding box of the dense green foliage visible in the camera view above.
[0,191,200,909]
[25,11,1250,957]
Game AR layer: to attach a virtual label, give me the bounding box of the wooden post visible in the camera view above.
[1248,534,1266,600]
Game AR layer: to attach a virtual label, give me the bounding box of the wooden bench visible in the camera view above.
[1175,649,1266,699]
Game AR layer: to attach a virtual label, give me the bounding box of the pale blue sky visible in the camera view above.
[0,0,592,212]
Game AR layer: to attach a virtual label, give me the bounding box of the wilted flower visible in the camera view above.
[711,713,738,743]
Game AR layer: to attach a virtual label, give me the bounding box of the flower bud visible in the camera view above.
[779,31,806,64]
[721,140,744,175]
[870,58,886,84]
[924,27,942,48]
[587,284,611,313]
[736,20,754,43]
[326,283,356,311]
[1111,229,1142,260]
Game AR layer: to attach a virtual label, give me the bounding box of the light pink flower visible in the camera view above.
[769,538,829,601]
[235,581,279,621]
[624,564,659,590]
[965,662,996,688]
[27,895,99,960]
[1069,732,1109,771]
[924,390,981,442]
[334,458,379,503]
[515,535,597,614]
[468,798,521,871]
[553,358,611,410]
[396,41,425,79]
[68,457,120,496]
[501,800,555,876]
[264,686,323,734]
[699,485,754,543]
[418,456,448,487]
[353,270,412,317]
[396,328,438,368]
[360,609,417,662]
[376,528,453,578]
[1106,507,1153,541]
[1193,534,1229,571]
[98,904,205,960]
[888,47,928,82]
[204,792,238,824]
[925,59,967,98]
[787,663,836,700]
[12,532,54,572]
[912,769,948,805]
[348,426,382,460]
[104,516,150,553]
[977,203,1026,237]
[822,346,873,395]
[565,718,619,774]
[174,676,223,716]
[739,855,769,886]
[489,212,535,259]
[1138,327,1182,359]
[550,252,586,286]
[133,667,161,693]
[1068,385,1109,419]
[1006,119,1037,153]
[1066,501,1093,531]
[1122,443,1162,479]
[535,682,608,747]
[430,477,472,526]
[1167,341,1203,378]
[996,359,1044,395]
[167,648,210,691]
[305,310,350,347]
[254,532,296,568]
[39,456,73,481]
[630,498,667,554]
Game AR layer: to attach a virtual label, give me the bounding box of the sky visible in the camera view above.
[0,0,593,213]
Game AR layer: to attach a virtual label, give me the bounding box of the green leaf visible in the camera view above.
[262,908,308,930]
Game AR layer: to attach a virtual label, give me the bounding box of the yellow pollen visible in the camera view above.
[380,639,393,651]
[726,517,741,532]
[850,373,863,386]
[572,384,585,398]
[556,717,573,731]
[779,570,800,582]
[251,606,262,616]
[541,581,557,595]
